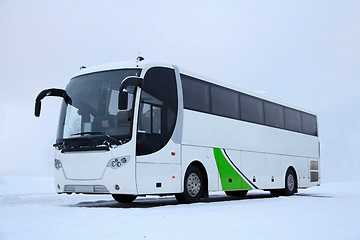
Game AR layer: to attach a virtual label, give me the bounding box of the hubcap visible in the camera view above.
[186,173,201,197]
[287,174,295,192]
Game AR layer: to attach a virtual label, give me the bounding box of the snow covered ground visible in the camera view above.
[1,175,359,240]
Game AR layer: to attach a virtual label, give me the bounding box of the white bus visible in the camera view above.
[35,58,320,203]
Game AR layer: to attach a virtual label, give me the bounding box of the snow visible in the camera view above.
[1,175,360,240]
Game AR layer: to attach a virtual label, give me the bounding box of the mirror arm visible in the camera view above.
[34,88,72,117]
[119,77,144,93]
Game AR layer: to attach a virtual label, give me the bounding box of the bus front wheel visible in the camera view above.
[112,194,137,203]
[175,165,203,204]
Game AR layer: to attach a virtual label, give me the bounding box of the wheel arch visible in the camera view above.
[286,166,298,193]
[281,165,298,186]
[287,166,298,184]
[186,161,209,198]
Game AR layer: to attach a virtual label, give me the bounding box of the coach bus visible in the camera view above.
[35,58,320,203]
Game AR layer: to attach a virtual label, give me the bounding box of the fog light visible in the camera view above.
[57,184,60,189]
[115,185,120,190]
[54,159,63,170]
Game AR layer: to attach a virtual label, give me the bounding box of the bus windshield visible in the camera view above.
[56,69,141,145]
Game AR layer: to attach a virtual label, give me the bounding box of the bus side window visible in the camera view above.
[138,102,162,134]
[302,113,317,136]
[138,102,152,134]
[240,94,265,124]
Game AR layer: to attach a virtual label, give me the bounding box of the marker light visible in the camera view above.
[54,159,63,170]
[107,156,130,169]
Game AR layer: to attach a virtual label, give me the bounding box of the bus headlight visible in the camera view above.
[54,159,63,170]
[107,156,130,169]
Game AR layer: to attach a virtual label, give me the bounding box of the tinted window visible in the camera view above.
[264,102,285,128]
[181,75,210,113]
[302,113,317,136]
[138,102,152,134]
[284,107,302,132]
[138,100,162,135]
[211,85,240,119]
[180,74,317,137]
[136,67,178,156]
[240,94,264,124]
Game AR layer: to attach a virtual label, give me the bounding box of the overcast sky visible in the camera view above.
[1,1,359,181]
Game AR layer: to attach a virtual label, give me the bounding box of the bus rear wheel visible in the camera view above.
[270,169,297,197]
[175,165,203,204]
[112,194,137,203]
[284,168,297,196]
[225,190,248,197]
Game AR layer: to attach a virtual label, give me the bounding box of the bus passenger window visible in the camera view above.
[240,94,265,124]
[302,113,317,136]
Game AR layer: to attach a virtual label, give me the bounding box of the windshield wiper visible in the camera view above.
[71,132,122,145]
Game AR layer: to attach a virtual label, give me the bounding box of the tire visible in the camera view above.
[270,169,297,197]
[283,168,297,196]
[112,194,137,203]
[225,190,248,197]
[175,165,203,204]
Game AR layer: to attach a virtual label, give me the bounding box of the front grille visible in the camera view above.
[64,185,75,192]
[94,185,109,192]
[64,185,109,193]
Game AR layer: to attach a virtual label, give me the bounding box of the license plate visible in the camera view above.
[75,185,94,193]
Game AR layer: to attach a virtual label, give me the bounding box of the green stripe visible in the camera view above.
[213,148,252,190]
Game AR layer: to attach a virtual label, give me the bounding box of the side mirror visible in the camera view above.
[119,76,144,94]
[34,88,71,117]
[35,100,42,117]
[118,91,129,110]
[118,76,143,110]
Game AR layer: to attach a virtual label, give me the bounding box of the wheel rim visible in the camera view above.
[186,173,201,197]
[287,174,295,192]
